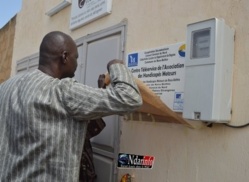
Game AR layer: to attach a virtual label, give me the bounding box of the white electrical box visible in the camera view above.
[183,18,235,123]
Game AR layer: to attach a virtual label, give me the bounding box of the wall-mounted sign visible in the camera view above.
[70,0,112,30]
[126,42,186,112]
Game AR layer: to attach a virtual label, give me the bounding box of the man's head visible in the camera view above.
[39,31,78,79]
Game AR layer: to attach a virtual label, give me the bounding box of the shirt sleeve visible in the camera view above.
[61,63,143,120]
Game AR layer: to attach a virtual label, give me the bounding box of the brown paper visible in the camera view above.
[105,73,192,127]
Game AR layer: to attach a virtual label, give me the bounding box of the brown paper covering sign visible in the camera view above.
[105,73,192,127]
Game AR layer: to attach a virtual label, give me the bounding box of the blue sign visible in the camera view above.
[128,53,138,67]
[173,92,184,111]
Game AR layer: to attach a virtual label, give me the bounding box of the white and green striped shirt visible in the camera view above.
[0,64,142,182]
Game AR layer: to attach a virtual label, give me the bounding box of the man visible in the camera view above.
[0,31,142,181]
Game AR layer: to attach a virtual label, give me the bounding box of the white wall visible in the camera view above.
[12,0,249,181]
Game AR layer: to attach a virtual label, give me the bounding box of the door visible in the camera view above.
[76,24,126,182]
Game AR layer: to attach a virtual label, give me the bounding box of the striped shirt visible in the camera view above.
[0,64,142,182]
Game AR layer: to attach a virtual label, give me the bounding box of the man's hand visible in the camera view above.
[98,74,106,89]
[107,59,124,72]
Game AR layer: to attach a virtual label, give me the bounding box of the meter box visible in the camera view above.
[183,18,235,123]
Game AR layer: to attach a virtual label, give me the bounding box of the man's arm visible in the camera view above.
[62,60,142,120]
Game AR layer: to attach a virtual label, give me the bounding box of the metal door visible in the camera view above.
[78,25,125,182]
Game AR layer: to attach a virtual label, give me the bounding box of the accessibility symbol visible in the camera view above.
[128,53,138,67]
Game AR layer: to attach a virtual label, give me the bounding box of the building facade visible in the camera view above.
[6,0,249,181]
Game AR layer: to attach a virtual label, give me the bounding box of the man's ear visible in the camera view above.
[62,51,68,64]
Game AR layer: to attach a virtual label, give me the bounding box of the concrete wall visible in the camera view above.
[12,0,249,181]
[0,16,16,83]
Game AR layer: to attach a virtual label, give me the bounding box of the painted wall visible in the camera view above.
[0,16,16,83]
[12,0,249,181]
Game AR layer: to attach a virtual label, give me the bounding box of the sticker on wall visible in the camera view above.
[118,153,155,169]
[126,42,186,112]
